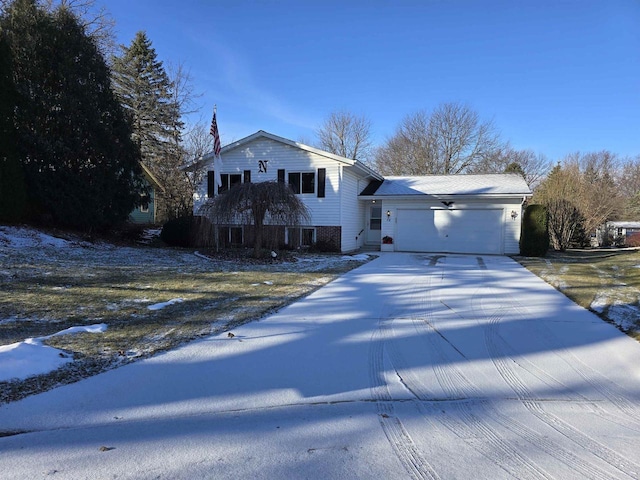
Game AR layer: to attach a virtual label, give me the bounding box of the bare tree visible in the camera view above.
[617,156,640,219]
[41,0,116,56]
[316,111,373,164]
[618,156,640,198]
[374,102,503,175]
[534,152,623,249]
[533,164,582,250]
[182,121,214,207]
[428,102,502,174]
[472,146,551,188]
[374,111,431,175]
[158,62,205,218]
[201,181,310,258]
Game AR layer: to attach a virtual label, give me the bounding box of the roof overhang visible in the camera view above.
[140,163,165,192]
[359,193,532,202]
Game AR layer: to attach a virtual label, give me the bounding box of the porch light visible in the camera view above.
[511,210,519,220]
[386,210,391,221]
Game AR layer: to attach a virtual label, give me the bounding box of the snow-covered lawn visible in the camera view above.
[0,253,639,479]
[0,226,372,400]
[520,249,640,339]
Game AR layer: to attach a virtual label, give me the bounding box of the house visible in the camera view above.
[594,221,640,247]
[193,130,532,255]
[129,163,164,224]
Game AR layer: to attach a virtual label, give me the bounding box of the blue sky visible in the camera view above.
[106,0,639,161]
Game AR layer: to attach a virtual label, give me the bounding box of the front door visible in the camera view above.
[367,205,382,244]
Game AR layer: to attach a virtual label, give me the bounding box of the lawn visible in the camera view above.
[518,248,640,340]
[0,226,373,403]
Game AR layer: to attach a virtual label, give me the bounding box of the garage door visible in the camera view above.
[395,209,503,254]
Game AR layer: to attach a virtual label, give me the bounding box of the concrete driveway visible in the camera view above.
[1,253,640,479]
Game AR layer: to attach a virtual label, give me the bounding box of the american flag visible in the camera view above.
[210,110,222,156]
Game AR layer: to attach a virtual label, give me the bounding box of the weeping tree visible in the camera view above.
[201,181,310,258]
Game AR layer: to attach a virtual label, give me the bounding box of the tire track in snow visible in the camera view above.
[476,259,640,479]
[403,255,622,480]
[502,296,640,428]
[386,262,557,480]
[369,299,440,480]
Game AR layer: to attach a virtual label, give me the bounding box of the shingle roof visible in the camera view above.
[606,221,640,229]
[361,174,531,196]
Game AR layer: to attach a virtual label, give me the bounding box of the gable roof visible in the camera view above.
[140,163,165,192]
[201,130,383,180]
[361,174,531,197]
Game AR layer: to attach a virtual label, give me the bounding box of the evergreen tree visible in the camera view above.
[111,31,188,220]
[520,204,549,256]
[0,28,27,222]
[2,0,144,229]
[504,162,525,177]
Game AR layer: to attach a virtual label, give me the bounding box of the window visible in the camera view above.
[219,173,242,193]
[370,206,382,230]
[286,227,316,248]
[288,172,315,194]
[301,228,314,246]
[218,226,244,247]
[138,194,150,213]
[230,226,243,245]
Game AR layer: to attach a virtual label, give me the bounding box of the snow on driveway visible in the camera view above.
[1,254,639,479]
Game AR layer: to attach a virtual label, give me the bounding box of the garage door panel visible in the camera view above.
[395,208,503,254]
[396,209,436,252]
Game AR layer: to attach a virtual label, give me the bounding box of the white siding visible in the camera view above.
[340,168,367,252]
[194,138,342,226]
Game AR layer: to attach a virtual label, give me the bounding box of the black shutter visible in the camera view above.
[288,172,300,194]
[244,170,251,183]
[317,168,326,198]
[207,171,215,197]
[277,169,285,183]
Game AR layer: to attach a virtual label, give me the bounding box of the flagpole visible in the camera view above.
[211,104,220,252]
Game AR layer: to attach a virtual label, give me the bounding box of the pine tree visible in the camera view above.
[0,27,27,222]
[111,31,188,220]
[2,0,144,229]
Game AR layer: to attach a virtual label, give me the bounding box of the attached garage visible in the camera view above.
[360,175,532,255]
[395,208,503,254]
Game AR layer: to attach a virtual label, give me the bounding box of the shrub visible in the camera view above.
[161,216,215,247]
[520,204,549,256]
[309,240,339,253]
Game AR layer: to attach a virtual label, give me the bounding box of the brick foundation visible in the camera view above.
[210,224,343,252]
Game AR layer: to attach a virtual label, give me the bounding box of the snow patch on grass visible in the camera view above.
[0,324,107,382]
[607,302,640,332]
[0,226,69,249]
[590,293,608,313]
[147,299,184,311]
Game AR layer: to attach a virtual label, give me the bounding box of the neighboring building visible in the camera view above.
[193,130,532,254]
[130,163,164,224]
[594,221,640,247]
